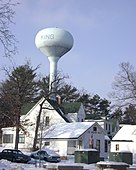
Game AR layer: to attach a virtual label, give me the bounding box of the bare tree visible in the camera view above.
[0,0,19,57]
[32,74,67,151]
[32,98,46,151]
[110,62,136,107]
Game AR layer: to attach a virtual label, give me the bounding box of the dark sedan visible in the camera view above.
[0,149,31,163]
[30,148,61,163]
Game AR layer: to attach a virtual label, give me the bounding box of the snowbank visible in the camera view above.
[0,159,24,170]
[0,159,45,170]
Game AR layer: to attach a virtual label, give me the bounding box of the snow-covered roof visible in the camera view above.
[112,125,136,141]
[97,122,104,127]
[65,113,77,122]
[105,135,110,141]
[43,122,96,139]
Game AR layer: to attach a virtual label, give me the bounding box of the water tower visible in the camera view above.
[35,27,74,100]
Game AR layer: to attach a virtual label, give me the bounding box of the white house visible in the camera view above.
[110,125,136,160]
[85,118,120,139]
[1,98,86,150]
[42,122,110,159]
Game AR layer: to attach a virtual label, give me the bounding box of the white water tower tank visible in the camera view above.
[35,27,74,99]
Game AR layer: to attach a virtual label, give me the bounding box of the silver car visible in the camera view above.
[30,148,61,163]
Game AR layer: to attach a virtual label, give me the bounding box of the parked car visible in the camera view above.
[0,149,31,163]
[30,148,61,163]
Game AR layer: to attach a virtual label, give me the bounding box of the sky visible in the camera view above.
[1,0,136,100]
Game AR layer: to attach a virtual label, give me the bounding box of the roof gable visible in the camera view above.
[47,99,70,122]
[20,98,70,123]
[21,102,36,115]
[21,98,85,123]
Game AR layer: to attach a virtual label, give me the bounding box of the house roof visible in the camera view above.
[21,102,36,115]
[112,125,136,142]
[61,102,81,114]
[20,97,45,121]
[42,122,97,139]
[65,113,77,122]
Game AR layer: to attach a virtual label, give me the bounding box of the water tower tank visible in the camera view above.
[35,27,74,99]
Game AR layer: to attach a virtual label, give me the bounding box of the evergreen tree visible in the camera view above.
[0,62,39,149]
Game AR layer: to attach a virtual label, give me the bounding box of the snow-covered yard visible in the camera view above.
[1,158,136,170]
[0,159,45,170]
[0,158,97,170]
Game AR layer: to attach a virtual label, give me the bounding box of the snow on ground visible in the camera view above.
[0,159,46,170]
[0,158,97,170]
[1,158,136,170]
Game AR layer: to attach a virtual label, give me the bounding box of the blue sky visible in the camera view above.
[1,0,136,100]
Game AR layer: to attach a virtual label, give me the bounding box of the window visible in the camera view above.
[44,142,50,146]
[19,134,25,143]
[116,144,119,151]
[105,140,108,152]
[3,134,13,143]
[93,126,97,132]
[45,116,49,126]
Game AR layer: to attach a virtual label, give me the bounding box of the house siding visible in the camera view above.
[111,141,135,153]
[110,125,136,161]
